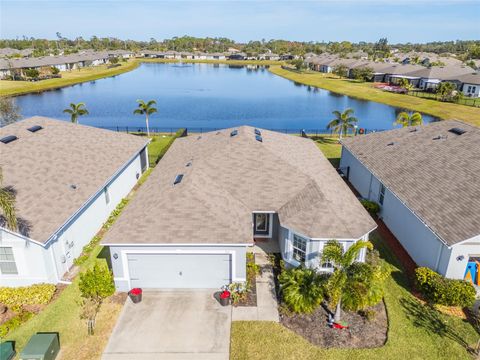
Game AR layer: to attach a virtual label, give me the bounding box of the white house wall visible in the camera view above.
[447,235,480,279]
[340,147,458,277]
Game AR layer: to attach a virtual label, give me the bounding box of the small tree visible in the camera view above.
[50,66,60,75]
[398,78,413,92]
[436,82,457,102]
[110,57,119,65]
[289,59,305,71]
[63,102,89,124]
[327,108,358,139]
[394,111,423,127]
[78,264,115,335]
[133,99,157,136]
[24,68,39,78]
[332,64,349,78]
[322,240,373,322]
[351,67,374,82]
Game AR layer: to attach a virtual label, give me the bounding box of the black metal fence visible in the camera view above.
[100,126,386,136]
[408,91,480,107]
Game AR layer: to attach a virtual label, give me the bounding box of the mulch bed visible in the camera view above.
[235,253,257,307]
[280,301,388,349]
[109,292,128,305]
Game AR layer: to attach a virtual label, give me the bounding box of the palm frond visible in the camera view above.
[342,240,373,267]
[322,240,343,265]
[0,188,17,231]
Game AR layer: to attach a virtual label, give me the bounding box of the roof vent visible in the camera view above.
[432,135,446,140]
[230,129,238,137]
[448,127,466,135]
[254,128,261,136]
[387,142,395,146]
[197,136,202,140]
[27,125,43,133]
[70,184,77,190]
[255,135,263,142]
[0,135,18,144]
[173,174,184,185]
[186,162,192,167]
[409,128,417,133]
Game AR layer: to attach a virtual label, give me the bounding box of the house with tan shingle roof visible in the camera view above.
[101,126,376,291]
[0,117,149,286]
[340,120,480,282]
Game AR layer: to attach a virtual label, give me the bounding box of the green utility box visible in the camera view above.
[0,341,16,360]
[19,333,59,360]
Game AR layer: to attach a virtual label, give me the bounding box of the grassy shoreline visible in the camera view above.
[0,59,283,97]
[268,66,480,126]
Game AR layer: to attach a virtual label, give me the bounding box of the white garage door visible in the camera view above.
[127,253,231,289]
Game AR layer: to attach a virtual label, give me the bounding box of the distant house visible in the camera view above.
[449,73,480,98]
[340,121,480,281]
[259,53,280,61]
[102,127,375,290]
[0,117,149,286]
[0,48,33,58]
[405,66,475,91]
[228,53,247,60]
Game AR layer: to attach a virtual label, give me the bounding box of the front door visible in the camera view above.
[253,213,271,238]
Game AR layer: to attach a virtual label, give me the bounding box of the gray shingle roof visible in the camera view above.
[341,120,480,246]
[102,127,376,246]
[0,117,149,244]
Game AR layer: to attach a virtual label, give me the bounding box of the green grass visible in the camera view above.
[146,134,174,166]
[5,134,175,359]
[231,232,479,360]
[0,60,140,97]
[269,66,480,127]
[312,136,342,168]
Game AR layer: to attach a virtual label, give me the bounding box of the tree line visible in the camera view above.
[1,35,479,59]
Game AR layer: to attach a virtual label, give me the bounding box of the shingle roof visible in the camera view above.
[341,121,480,246]
[102,127,376,246]
[449,72,480,85]
[405,66,474,80]
[0,117,149,244]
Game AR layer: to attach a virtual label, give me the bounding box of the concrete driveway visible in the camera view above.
[102,290,231,360]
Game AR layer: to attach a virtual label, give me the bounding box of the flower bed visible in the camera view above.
[232,253,258,307]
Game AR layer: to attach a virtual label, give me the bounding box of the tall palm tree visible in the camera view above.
[322,240,373,322]
[63,102,89,124]
[0,168,17,231]
[133,99,157,136]
[394,111,423,128]
[327,108,358,139]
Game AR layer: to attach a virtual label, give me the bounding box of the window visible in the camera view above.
[473,86,477,93]
[255,213,268,231]
[104,187,110,204]
[379,183,386,205]
[0,247,18,275]
[292,234,307,263]
[467,86,472,93]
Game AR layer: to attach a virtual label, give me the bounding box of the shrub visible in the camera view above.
[0,284,56,307]
[228,282,249,305]
[24,68,39,78]
[0,311,33,338]
[415,267,476,307]
[246,253,260,279]
[79,264,115,303]
[360,199,380,215]
[278,267,324,314]
[50,66,60,75]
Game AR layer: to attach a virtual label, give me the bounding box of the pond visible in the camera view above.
[15,63,438,132]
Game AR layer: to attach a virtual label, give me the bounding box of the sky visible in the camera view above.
[0,0,479,43]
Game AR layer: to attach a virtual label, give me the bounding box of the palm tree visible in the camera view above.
[327,108,358,139]
[133,99,157,136]
[322,240,373,322]
[0,168,17,231]
[394,111,423,127]
[63,102,89,124]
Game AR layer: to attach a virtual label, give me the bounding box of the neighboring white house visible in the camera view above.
[340,121,480,282]
[102,126,376,291]
[0,117,149,287]
[452,73,480,98]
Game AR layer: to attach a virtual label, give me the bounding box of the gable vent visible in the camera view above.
[0,135,18,144]
[173,174,184,185]
[255,135,263,142]
[230,129,238,137]
[448,127,466,135]
[27,125,43,133]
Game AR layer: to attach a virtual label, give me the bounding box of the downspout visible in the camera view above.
[434,240,445,273]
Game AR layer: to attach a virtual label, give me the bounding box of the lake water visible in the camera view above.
[15,63,437,132]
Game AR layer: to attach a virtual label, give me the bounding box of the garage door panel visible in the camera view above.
[127,253,231,289]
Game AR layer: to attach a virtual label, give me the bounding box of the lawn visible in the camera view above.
[4,134,174,359]
[146,134,174,166]
[230,231,479,360]
[312,135,342,168]
[269,66,480,127]
[0,60,139,97]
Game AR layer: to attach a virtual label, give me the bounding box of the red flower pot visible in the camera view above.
[129,288,143,303]
[219,290,230,306]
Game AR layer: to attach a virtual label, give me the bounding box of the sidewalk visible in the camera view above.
[232,252,279,322]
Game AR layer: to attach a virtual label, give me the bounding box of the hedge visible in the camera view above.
[0,311,33,338]
[415,267,476,307]
[0,284,56,307]
[360,199,380,215]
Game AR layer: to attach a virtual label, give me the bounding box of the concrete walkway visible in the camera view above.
[232,251,280,322]
[103,291,231,360]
